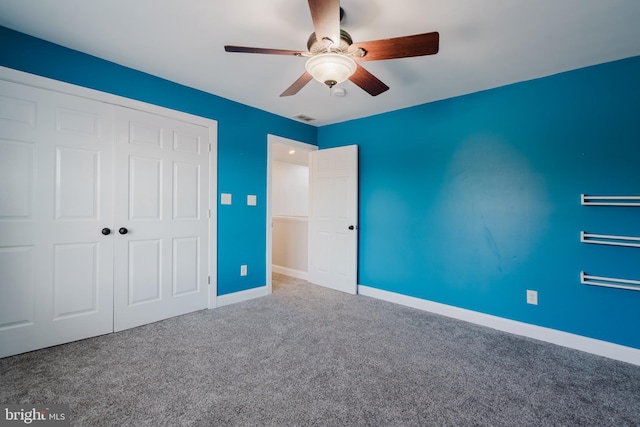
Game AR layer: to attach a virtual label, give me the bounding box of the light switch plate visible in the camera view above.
[240,265,247,276]
[247,195,257,206]
[221,193,232,205]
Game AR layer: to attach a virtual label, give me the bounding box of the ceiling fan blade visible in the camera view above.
[307,0,341,47]
[224,45,305,56]
[349,64,389,96]
[350,32,439,62]
[280,72,314,97]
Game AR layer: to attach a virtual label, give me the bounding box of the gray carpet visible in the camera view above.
[1,273,639,426]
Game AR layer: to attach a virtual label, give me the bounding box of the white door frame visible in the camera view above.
[266,134,317,294]
[0,66,219,310]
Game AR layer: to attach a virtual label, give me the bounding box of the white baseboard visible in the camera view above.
[358,285,640,366]
[272,265,308,281]
[216,286,268,308]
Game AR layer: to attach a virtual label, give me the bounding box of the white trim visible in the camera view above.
[358,285,640,366]
[208,123,218,309]
[0,66,219,310]
[266,134,317,296]
[272,265,309,281]
[217,286,268,308]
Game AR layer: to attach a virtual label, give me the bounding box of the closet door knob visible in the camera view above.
[119,227,128,235]
[348,225,356,230]
[101,228,111,235]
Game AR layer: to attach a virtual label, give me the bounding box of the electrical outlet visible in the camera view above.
[526,290,538,305]
[240,265,247,276]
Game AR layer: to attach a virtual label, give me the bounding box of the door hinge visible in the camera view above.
[208,143,212,152]
[208,276,211,285]
[209,209,211,218]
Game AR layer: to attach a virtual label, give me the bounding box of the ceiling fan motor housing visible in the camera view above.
[307,29,353,54]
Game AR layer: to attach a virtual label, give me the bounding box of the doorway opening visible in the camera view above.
[266,135,317,294]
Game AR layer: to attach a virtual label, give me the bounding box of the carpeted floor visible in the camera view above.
[1,273,639,426]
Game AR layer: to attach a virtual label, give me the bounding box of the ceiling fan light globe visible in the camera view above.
[305,53,356,87]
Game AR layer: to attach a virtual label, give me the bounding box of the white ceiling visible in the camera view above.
[1,1,639,126]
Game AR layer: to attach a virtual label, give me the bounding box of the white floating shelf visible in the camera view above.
[581,194,640,206]
[580,271,640,292]
[581,231,640,248]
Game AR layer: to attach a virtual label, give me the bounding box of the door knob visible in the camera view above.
[118,227,128,235]
[348,225,356,230]
[101,228,111,235]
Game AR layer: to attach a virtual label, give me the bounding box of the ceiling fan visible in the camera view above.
[224,0,439,97]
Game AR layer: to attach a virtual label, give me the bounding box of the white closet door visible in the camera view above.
[0,81,114,358]
[113,107,210,332]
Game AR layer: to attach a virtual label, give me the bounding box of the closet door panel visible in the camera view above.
[0,81,114,358]
[113,107,209,332]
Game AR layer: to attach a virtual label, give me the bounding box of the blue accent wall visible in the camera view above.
[318,56,640,349]
[0,26,317,296]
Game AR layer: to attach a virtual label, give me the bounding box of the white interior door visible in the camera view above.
[308,145,358,294]
[0,81,114,358]
[113,107,210,332]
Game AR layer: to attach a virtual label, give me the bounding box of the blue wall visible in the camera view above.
[0,26,317,296]
[319,56,640,349]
